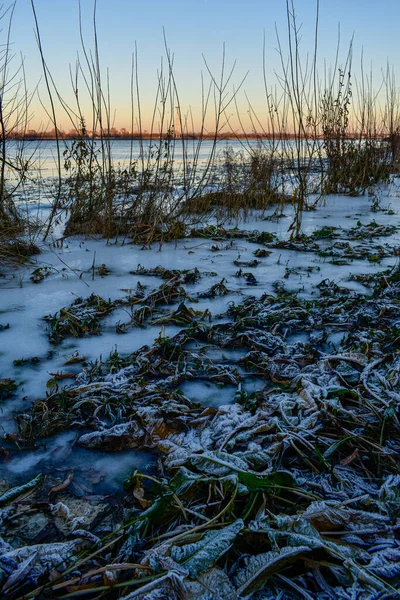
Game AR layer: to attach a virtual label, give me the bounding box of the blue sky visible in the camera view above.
[8,0,400,131]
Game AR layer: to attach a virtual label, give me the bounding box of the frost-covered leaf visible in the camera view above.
[239,470,295,492]
[235,443,282,468]
[138,492,175,524]
[379,474,400,518]
[170,519,244,578]
[234,545,312,598]
[322,435,353,459]
[185,567,236,600]
[301,501,389,532]
[77,422,145,450]
[344,558,397,594]
[188,452,295,494]
[119,571,186,599]
[302,501,351,529]
[190,451,248,476]
[368,548,400,579]
[0,538,90,586]
[249,513,359,562]
[0,473,44,507]
[2,551,39,591]
[169,467,207,495]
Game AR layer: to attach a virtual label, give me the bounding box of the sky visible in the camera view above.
[5,0,400,133]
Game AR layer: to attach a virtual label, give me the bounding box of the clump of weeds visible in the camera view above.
[44,293,116,344]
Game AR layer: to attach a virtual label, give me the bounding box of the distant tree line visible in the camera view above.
[8,128,320,141]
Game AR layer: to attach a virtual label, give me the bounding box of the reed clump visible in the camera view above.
[0,202,40,270]
[320,68,392,195]
[0,233,40,274]
[182,146,289,222]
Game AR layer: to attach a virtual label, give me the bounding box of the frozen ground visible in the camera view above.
[1,185,399,487]
[1,183,400,599]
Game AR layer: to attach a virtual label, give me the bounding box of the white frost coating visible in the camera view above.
[0,192,399,482]
[77,421,144,450]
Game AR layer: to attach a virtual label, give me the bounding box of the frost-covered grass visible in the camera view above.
[1,190,400,598]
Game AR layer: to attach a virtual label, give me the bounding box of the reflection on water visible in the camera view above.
[7,139,252,183]
[7,138,285,175]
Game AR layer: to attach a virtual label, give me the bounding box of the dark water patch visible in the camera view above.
[3,431,155,495]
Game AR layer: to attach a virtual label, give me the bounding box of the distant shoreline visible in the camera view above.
[11,133,295,142]
[9,132,386,142]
